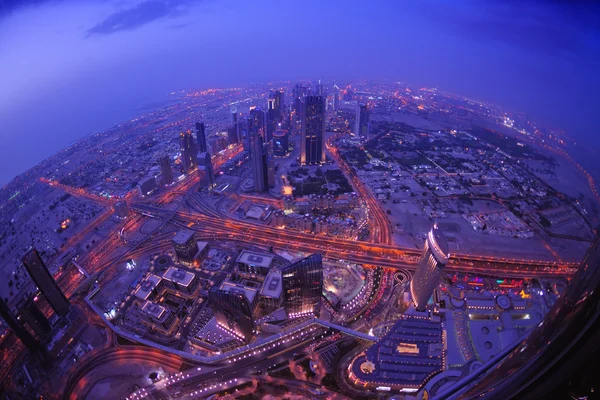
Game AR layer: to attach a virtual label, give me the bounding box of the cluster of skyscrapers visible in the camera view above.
[208,253,323,343]
[0,250,71,356]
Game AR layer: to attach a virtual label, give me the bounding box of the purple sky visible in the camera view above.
[1,0,599,185]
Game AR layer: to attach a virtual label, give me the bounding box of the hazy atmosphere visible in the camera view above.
[1,0,599,185]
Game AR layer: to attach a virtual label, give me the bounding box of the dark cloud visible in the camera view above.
[418,1,600,64]
[86,0,199,37]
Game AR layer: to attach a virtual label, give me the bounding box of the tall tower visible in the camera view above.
[301,95,326,165]
[315,80,325,96]
[250,132,269,193]
[159,155,173,185]
[282,253,323,318]
[197,152,214,188]
[355,104,369,137]
[333,92,340,111]
[179,130,198,174]
[0,298,40,352]
[208,288,255,343]
[409,226,449,311]
[19,298,51,340]
[22,249,70,318]
[248,108,265,141]
[195,122,207,153]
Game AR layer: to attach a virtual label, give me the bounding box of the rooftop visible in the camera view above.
[141,301,167,320]
[162,266,195,287]
[220,281,258,304]
[260,269,282,299]
[236,250,274,269]
[172,230,195,246]
[134,274,162,300]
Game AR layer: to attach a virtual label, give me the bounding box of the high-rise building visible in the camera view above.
[333,92,340,111]
[355,104,369,137]
[19,299,51,340]
[197,151,214,188]
[0,298,40,352]
[266,103,279,143]
[22,250,70,318]
[292,84,308,124]
[250,132,269,192]
[195,122,207,153]
[137,176,158,197]
[172,230,199,264]
[272,129,289,156]
[179,130,198,174]
[159,155,174,185]
[269,90,284,119]
[282,253,323,318]
[301,95,326,165]
[315,81,325,96]
[209,287,255,343]
[409,226,449,311]
[227,125,238,145]
[248,108,265,142]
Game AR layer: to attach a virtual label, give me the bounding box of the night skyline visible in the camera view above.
[1,0,600,185]
[1,2,599,399]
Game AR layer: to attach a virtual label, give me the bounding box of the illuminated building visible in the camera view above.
[292,84,309,124]
[267,90,284,142]
[22,249,70,318]
[159,155,173,185]
[137,176,158,197]
[209,286,256,343]
[333,92,339,111]
[250,132,269,192]
[248,108,265,141]
[236,250,274,279]
[172,230,199,264]
[409,226,449,311]
[197,151,214,187]
[272,129,289,156]
[355,103,369,137]
[179,130,198,174]
[0,298,40,352]
[195,122,207,153]
[301,95,326,165]
[141,301,176,333]
[282,253,323,318]
[162,266,198,294]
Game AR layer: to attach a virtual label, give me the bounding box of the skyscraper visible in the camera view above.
[159,155,173,185]
[250,132,269,192]
[301,95,326,165]
[355,104,369,137]
[272,129,289,156]
[179,130,198,174]
[19,299,51,340]
[409,226,449,311]
[22,249,70,318]
[282,253,323,318]
[197,151,214,188]
[315,81,325,96]
[292,84,308,124]
[209,287,255,343]
[227,125,238,145]
[248,108,265,141]
[266,104,278,143]
[0,298,40,352]
[172,230,199,264]
[269,90,284,119]
[333,92,340,111]
[195,122,207,153]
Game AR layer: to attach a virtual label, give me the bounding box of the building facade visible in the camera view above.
[179,130,198,174]
[301,95,326,165]
[159,155,174,185]
[22,249,71,318]
[195,122,207,153]
[409,226,449,311]
[209,287,255,343]
[282,253,323,318]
